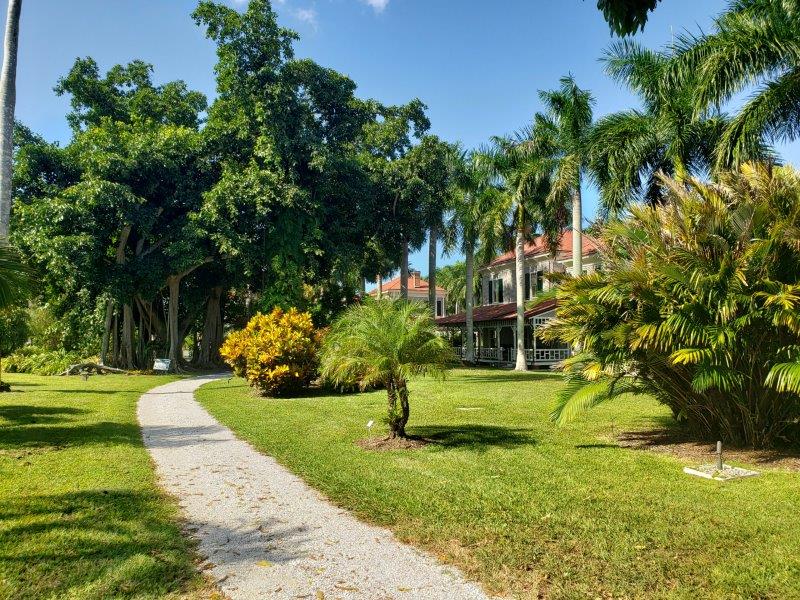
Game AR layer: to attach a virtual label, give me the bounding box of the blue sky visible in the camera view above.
[5,0,798,280]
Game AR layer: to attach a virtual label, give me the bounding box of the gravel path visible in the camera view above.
[138,375,489,600]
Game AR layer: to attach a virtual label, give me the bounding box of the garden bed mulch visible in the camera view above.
[356,436,430,451]
[616,429,800,472]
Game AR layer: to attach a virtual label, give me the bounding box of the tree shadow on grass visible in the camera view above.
[0,489,314,598]
[410,424,537,453]
[0,404,87,426]
[0,420,140,451]
[0,490,205,598]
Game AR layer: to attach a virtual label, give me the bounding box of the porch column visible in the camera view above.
[512,328,517,364]
[495,324,501,364]
[532,319,537,366]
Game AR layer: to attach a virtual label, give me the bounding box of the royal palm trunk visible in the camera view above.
[572,186,583,277]
[400,237,409,300]
[514,226,527,371]
[465,239,475,363]
[0,0,21,239]
[428,225,437,317]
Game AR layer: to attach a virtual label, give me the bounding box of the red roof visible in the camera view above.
[487,230,601,267]
[435,298,558,326]
[369,273,446,295]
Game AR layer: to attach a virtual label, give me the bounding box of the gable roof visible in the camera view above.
[487,230,601,268]
[369,275,447,295]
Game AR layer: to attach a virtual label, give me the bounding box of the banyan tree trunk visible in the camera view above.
[198,286,223,366]
[121,303,135,370]
[167,275,182,372]
[100,299,114,365]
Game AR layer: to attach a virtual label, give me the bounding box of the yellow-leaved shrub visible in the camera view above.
[220,307,322,397]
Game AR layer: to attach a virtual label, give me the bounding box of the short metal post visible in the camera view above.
[716,441,723,470]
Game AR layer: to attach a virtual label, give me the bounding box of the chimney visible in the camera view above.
[411,270,421,288]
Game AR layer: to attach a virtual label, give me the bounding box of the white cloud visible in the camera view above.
[293,7,318,28]
[360,0,389,12]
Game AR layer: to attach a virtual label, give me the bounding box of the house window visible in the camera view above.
[488,277,504,304]
[536,270,544,293]
[436,298,444,317]
[524,272,532,301]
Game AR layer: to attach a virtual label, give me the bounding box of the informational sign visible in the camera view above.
[153,358,172,372]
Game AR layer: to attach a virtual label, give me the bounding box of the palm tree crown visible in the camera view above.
[673,0,800,167]
[589,40,729,214]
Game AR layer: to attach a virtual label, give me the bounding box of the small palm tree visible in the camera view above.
[320,299,454,439]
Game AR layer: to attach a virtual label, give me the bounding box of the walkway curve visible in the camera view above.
[137,375,489,600]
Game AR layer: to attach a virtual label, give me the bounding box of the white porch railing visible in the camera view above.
[534,348,571,363]
[478,347,500,361]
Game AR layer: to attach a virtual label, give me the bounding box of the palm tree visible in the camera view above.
[589,40,729,215]
[544,163,800,448]
[533,75,594,277]
[477,134,557,371]
[0,0,22,239]
[320,299,453,438]
[672,0,800,168]
[443,149,498,363]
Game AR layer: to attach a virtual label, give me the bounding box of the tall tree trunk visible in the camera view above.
[428,226,437,317]
[465,238,475,363]
[167,275,182,372]
[514,226,527,371]
[100,299,114,365]
[400,237,409,300]
[199,286,223,366]
[112,308,120,366]
[572,184,583,278]
[0,0,21,239]
[121,303,135,370]
[359,276,366,297]
[377,275,383,299]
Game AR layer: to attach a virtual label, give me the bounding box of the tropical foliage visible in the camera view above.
[220,308,322,397]
[588,41,731,214]
[673,0,800,167]
[545,164,800,447]
[595,0,663,36]
[320,299,453,438]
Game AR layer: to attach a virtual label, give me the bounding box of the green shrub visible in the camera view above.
[220,307,322,397]
[546,164,800,448]
[0,306,30,355]
[5,346,88,375]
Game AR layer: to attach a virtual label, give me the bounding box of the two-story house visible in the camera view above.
[435,230,602,367]
[369,270,449,317]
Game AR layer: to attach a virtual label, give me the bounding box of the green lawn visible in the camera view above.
[0,373,215,600]
[198,369,800,600]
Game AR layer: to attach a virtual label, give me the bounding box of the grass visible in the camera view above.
[197,368,800,600]
[0,373,215,600]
